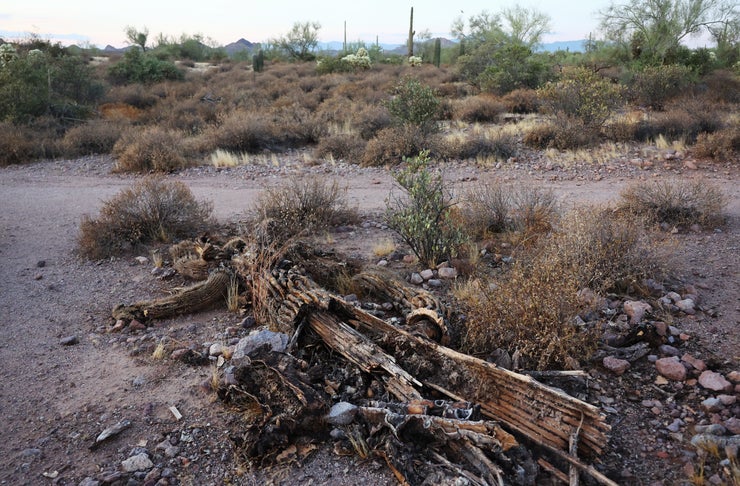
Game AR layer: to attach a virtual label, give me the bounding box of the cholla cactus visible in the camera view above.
[408,55,422,67]
[27,49,45,64]
[341,47,371,70]
[0,44,18,67]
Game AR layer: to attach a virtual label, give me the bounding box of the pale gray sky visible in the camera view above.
[2,1,618,48]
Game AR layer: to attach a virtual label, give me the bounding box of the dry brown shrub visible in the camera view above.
[459,208,661,370]
[104,84,158,109]
[453,94,506,122]
[700,69,740,104]
[314,134,366,162]
[61,120,129,156]
[353,104,392,140]
[253,177,357,243]
[112,127,189,173]
[0,123,37,165]
[99,103,143,121]
[619,179,727,229]
[636,102,721,143]
[204,111,278,153]
[502,88,540,114]
[435,132,517,161]
[78,176,213,259]
[362,125,426,167]
[271,105,326,146]
[693,124,740,160]
[523,119,598,150]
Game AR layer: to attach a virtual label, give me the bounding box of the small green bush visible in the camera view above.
[385,77,440,133]
[385,151,467,267]
[108,48,183,84]
[112,126,188,172]
[629,64,696,110]
[78,177,213,259]
[619,179,727,229]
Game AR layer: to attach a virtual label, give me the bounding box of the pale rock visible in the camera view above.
[376,259,388,267]
[232,329,288,359]
[121,453,153,472]
[603,356,631,376]
[420,269,435,280]
[409,273,424,285]
[681,353,706,372]
[666,418,683,432]
[665,291,681,303]
[698,370,732,392]
[209,343,223,356]
[675,299,696,315]
[718,394,736,406]
[726,371,740,383]
[655,357,686,381]
[701,397,723,412]
[724,417,740,435]
[135,256,149,265]
[623,300,652,324]
[327,402,357,426]
[438,267,457,279]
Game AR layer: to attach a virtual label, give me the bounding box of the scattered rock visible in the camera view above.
[409,273,423,285]
[437,267,457,279]
[701,397,723,412]
[724,417,740,435]
[717,394,736,406]
[59,335,79,346]
[666,419,683,432]
[376,259,388,267]
[603,356,631,376]
[327,402,357,426]
[655,357,686,381]
[420,269,434,280]
[232,329,289,359]
[681,353,706,372]
[726,371,740,383]
[427,279,443,288]
[135,256,149,265]
[121,453,153,472]
[209,343,224,357]
[675,299,696,315]
[623,300,652,324]
[698,371,732,392]
[658,344,680,357]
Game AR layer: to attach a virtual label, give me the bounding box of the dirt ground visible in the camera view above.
[0,152,737,485]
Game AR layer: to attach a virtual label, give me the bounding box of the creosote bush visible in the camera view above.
[254,177,356,243]
[385,77,440,133]
[78,177,213,259]
[618,179,727,229]
[112,127,188,173]
[61,120,129,156]
[385,151,467,267]
[693,125,740,160]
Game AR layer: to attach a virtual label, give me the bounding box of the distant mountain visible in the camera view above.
[224,38,254,56]
[538,40,587,53]
[317,38,587,56]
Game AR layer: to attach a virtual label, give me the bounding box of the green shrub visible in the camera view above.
[629,64,696,110]
[108,48,183,84]
[254,177,356,243]
[112,126,188,172]
[385,77,440,133]
[78,177,213,259]
[619,179,727,229]
[385,151,467,267]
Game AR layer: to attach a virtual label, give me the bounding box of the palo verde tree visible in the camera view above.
[124,25,149,52]
[271,21,321,61]
[598,0,739,65]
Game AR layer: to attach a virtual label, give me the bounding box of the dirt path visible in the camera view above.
[0,155,737,484]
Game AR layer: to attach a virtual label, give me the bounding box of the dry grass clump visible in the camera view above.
[693,124,740,160]
[618,179,727,229]
[104,84,159,109]
[352,104,392,140]
[202,111,278,153]
[253,177,356,243]
[112,127,189,173]
[78,176,213,259]
[60,120,129,157]
[635,102,722,144]
[501,88,540,114]
[453,95,506,123]
[458,208,661,370]
[210,149,250,168]
[435,132,518,162]
[523,120,598,150]
[314,134,366,162]
[362,125,426,167]
[0,122,37,166]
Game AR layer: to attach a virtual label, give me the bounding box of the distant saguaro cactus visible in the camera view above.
[433,38,441,67]
[407,7,415,58]
[252,49,264,73]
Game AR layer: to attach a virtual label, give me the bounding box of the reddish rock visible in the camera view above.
[698,370,732,392]
[655,357,686,381]
[724,417,740,435]
[726,371,740,383]
[681,353,706,372]
[129,319,146,331]
[603,356,631,376]
[623,300,652,324]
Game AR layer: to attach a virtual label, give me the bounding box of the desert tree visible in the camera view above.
[598,0,739,64]
[271,21,321,61]
[124,25,149,52]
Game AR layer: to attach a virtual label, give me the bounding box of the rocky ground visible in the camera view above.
[0,149,737,486]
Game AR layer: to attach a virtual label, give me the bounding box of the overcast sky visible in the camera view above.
[3,1,619,48]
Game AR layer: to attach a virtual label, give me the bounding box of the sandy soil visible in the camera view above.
[0,153,737,485]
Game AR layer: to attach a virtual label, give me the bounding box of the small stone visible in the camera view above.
[603,356,631,375]
[724,417,740,434]
[34,274,42,280]
[695,424,728,436]
[659,344,680,357]
[654,375,669,385]
[427,279,443,288]
[681,353,706,372]
[666,418,683,432]
[409,273,424,285]
[209,343,223,356]
[726,371,740,383]
[718,394,736,406]
[623,300,652,324]
[701,397,723,413]
[376,259,388,267]
[36,260,46,268]
[232,329,289,359]
[698,371,732,392]
[437,267,457,279]
[653,321,668,336]
[240,316,256,328]
[675,299,696,314]
[327,402,357,426]
[402,254,416,264]
[59,335,79,346]
[121,453,153,472]
[129,319,146,331]
[655,357,686,381]
[135,256,149,265]
[420,269,435,280]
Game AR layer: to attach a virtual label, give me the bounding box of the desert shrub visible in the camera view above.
[693,125,740,160]
[635,103,721,144]
[700,69,740,104]
[205,111,278,153]
[502,88,540,114]
[459,208,660,370]
[60,120,129,156]
[619,179,727,229]
[385,77,440,133]
[108,48,183,84]
[629,64,696,110]
[436,132,518,161]
[523,120,597,150]
[112,127,188,173]
[254,177,356,243]
[353,104,392,140]
[362,125,426,167]
[385,151,467,267]
[314,134,366,162]
[453,95,506,122]
[538,67,624,130]
[104,84,159,109]
[272,105,326,146]
[0,122,37,165]
[603,114,640,143]
[77,177,213,259]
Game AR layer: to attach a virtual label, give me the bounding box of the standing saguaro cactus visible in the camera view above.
[252,49,264,73]
[407,7,415,58]
[433,38,441,67]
